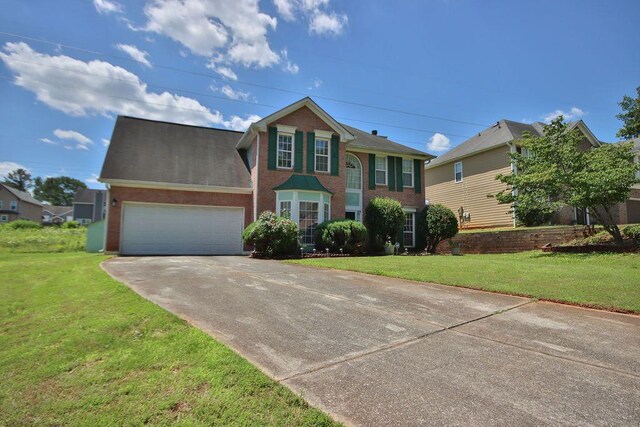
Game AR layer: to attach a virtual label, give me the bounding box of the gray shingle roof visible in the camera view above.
[73,188,103,204]
[343,124,434,158]
[43,205,73,216]
[0,183,43,206]
[100,116,252,189]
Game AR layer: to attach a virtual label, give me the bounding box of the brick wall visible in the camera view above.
[435,226,595,254]
[106,186,253,252]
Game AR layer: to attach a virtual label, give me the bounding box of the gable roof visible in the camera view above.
[236,97,355,149]
[273,174,333,194]
[73,188,103,204]
[427,119,600,168]
[342,124,434,158]
[43,205,73,216]
[0,183,43,206]
[100,116,252,190]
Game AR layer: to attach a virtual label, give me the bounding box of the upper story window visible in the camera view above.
[402,159,414,187]
[277,133,293,169]
[454,161,463,183]
[315,137,330,173]
[375,155,387,185]
[346,153,362,190]
[9,200,17,210]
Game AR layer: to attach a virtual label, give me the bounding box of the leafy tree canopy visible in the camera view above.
[2,168,33,192]
[33,176,87,206]
[494,117,639,243]
[616,86,640,139]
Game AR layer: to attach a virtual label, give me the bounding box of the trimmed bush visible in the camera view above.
[242,211,299,257]
[364,197,405,251]
[314,219,367,254]
[420,204,458,253]
[514,196,554,227]
[61,220,80,229]
[7,219,42,230]
[623,224,640,242]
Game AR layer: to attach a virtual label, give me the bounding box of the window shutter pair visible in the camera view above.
[368,154,376,189]
[306,132,315,173]
[395,157,404,192]
[388,157,396,191]
[331,135,339,176]
[268,126,303,171]
[413,159,422,194]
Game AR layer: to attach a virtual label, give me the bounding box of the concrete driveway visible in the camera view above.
[103,256,640,426]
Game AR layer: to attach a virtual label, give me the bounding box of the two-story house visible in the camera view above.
[425,119,640,229]
[0,183,43,224]
[99,97,434,255]
[72,189,106,225]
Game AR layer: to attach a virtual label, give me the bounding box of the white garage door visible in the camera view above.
[121,203,244,255]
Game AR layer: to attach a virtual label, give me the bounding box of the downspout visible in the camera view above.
[102,183,110,253]
[253,131,260,222]
[509,142,517,228]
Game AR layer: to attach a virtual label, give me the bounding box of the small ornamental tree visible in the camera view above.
[364,197,405,250]
[242,211,299,257]
[420,204,458,253]
[494,117,640,243]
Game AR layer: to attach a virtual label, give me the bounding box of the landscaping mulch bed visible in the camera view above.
[543,242,638,253]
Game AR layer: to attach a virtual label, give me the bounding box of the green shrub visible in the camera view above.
[61,220,80,229]
[562,231,612,247]
[514,196,555,226]
[622,224,640,242]
[242,211,299,257]
[364,197,405,250]
[7,219,42,230]
[314,219,367,254]
[420,204,458,253]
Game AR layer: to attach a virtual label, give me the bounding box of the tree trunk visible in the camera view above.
[588,206,623,244]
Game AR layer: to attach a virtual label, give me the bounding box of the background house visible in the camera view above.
[0,183,43,224]
[72,189,106,225]
[42,206,74,225]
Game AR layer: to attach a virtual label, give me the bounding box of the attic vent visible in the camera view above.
[371,130,378,135]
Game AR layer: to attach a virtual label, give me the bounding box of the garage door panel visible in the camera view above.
[121,203,243,255]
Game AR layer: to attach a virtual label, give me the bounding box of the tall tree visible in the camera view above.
[494,117,639,243]
[33,176,87,206]
[2,168,33,192]
[616,86,640,139]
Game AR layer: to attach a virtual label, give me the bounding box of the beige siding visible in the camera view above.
[425,146,513,228]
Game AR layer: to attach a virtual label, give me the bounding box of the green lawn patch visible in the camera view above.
[290,252,640,313]
[0,227,86,253]
[0,253,338,426]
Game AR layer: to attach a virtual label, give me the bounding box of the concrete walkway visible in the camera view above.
[103,256,640,426]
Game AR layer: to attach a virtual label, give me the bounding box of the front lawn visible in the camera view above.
[290,252,640,313]
[0,253,338,426]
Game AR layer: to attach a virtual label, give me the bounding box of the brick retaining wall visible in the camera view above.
[436,226,596,254]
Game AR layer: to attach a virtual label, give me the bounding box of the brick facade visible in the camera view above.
[105,186,253,252]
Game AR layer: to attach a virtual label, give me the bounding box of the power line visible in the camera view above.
[0,30,490,128]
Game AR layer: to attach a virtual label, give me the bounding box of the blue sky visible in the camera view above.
[1,0,638,189]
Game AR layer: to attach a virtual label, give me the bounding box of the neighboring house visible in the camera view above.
[42,206,74,225]
[72,189,106,225]
[424,119,603,229]
[0,183,43,224]
[99,97,434,255]
[615,137,640,224]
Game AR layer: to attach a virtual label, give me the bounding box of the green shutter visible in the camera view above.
[396,157,403,192]
[330,135,339,176]
[306,132,315,173]
[294,131,303,172]
[388,156,396,191]
[267,126,277,170]
[414,159,422,194]
[368,154,376,189]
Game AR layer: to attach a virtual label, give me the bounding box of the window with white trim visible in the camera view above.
[299,201,319,245]
[315,137,330,173]
[346,154,362,190]
[9,200,17,210]
[0,215,8,223]
[403,213,415,247]
[454,162,463,183]
[402,159,414,187]
[277,133,293,169]
[375,155,387,185]
[324,203,330,222]
[279,201,292,218]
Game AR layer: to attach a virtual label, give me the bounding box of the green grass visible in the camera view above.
[0,227,86,253]
[0,253,339,426]
[290,252,640,313]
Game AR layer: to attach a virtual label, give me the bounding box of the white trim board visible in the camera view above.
[100,179,253,194]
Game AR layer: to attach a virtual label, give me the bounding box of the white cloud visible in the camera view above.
[53,129,92,145]
[308,78,322,90]
[206,62,238,80]
[86,174,100,184]
[427,133,451,153]
[93,0,123,14]
[542,107,586,124]
[0,161,29,178]
[143,0,279,68]
[219,85,251,101]
[309,10,347,35]
[76,144,90,151]
[224,114,261,131]
[115,44,152,67]
[63,145,73,150]
[40,137,57,145]
[274,0,296,21]
[102,138,110,147]
[280,48,299,74]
